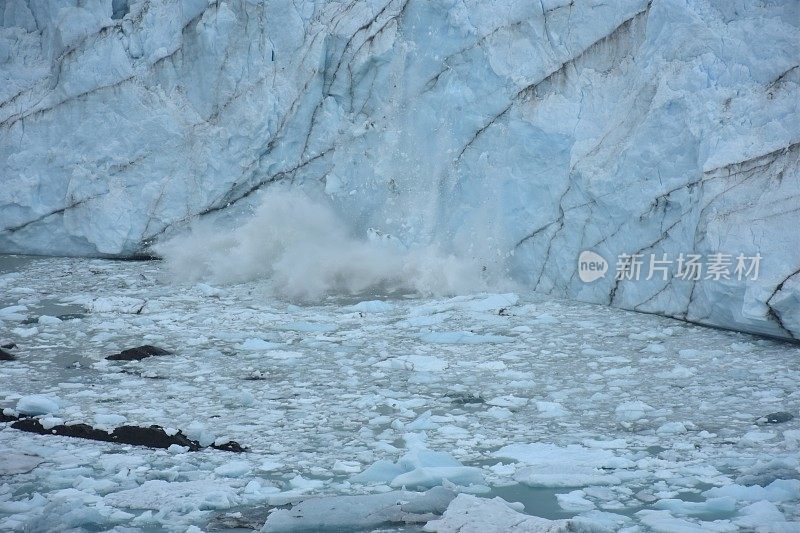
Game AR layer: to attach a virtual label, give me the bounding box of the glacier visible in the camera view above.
[1,0,799,339]
[1,257,800,531]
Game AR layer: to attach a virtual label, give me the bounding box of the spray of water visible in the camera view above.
[155,191,489,301]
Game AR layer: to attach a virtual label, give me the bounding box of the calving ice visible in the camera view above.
[0,0,798,531]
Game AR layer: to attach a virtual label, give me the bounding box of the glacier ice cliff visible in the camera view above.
[1,0,799,339]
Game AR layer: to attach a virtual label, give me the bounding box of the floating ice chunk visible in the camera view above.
[73,477,121,497]
[703,479,800,502]
[516,464,622,488]
[740,431,777,445]
[277,322,337,333]
[0,305,27,321]
[352,300,394,313]
[437,425,471,439]
[531,313,558,325]
[288,475,324,491]
[487,396,528,409]
[735,500,788,528]
[653,496,737,516]
[259,459,284,472]
[784,430,800,447]
[629,330,671,341]
[488,462,516,476]
[581,345,630,356]
[494,443,629,488]
[215,461,252,478]
[424,494,579,532]
[11,326,37,338]
[86,297,146,313]
[354,449,483,489]
[262,489,455,532]
[94,413,127,428]
[494,443,624,467]
[476,360,507,370]
[332,460,362,474]
[603,366,636,377]
[636,509,723,533]
[582,439,628,449]
[734,458,799,486]
[419,331,513,344]
[185,421,216,447]
[465,293,519,312]
[39,416,63,430]
[0,493,48,513]
[557,490,595,511]
[535,401,569,418]
[656,366,696,379]
[643,343,666,353]
[237,338,284,351]
[352,460,406,484]
[390,466,484,489]
[400,450,464,470]
[399,313,451,327]
[576,511,632,530]
[614,401,654,422]
[104,480,239,511]
[37,315,62,325]
[168,444,190,454]
[197,283,225,297]
[0,453,43,475]
[224,389,255,407]
[265,350,304,361]
[375,354,448,372]
[16,394,60,415]
[244,479,281,498]
[486,407,513,420]
[657,422,688,435]
[406,410,438,430]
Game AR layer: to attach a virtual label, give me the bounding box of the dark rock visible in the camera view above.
[759,412,795,424]
[107,345,171,361]
[111,425,199,450]
[4,411,245,452]
[11,418,200,450]
[0,409,22,422]
[12,419,114,442]
[1,343,16,349]
[0,348,15,361]
[213,440,247,453]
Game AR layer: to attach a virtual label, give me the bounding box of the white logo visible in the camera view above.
[578,250,608,283]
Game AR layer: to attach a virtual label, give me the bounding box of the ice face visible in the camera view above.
[1,1,799,338]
